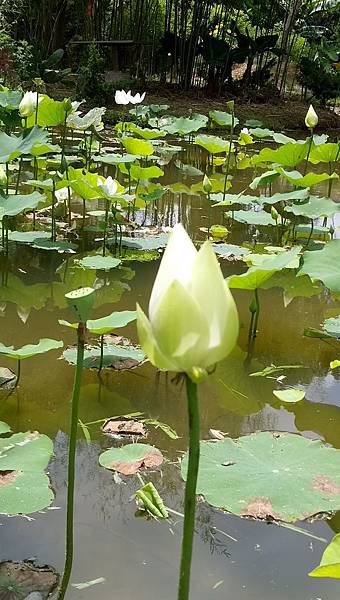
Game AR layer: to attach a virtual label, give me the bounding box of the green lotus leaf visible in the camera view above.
[272,132,296,144]
[195,134,232,155]
[181,431,340,522]
[86,310,136,334]
[0,191,46,216]
[77,255,121,270]
[260,188,310,204]
[298,240,340,292]
[62,343,145,370]
[0,422,11,434]
[212,193,259,207]
[209,110,239,127]
[117,233,169,250]
[66,166,102,200]
[323,316,340,338]
[249,127,274,138]
[228,246,301,290]
[8,230,50,244]
[309,143,340,164]
[31,239,77,252]
[26,95,70,128]
[225,209,277,226]
[249,170,280,189]
[0,126,49,163]
[277,168,339,188]
[273,389,306,403]
[0,338,63,360]
[155,114,208,136]
[284,196,340,219]
[0,89,22,109]
[309,534,340,578]
[213,243,248,258]
[252,142,309,168]
[122,137,154,156]
[118,123,166,140]
[30,141,61,157]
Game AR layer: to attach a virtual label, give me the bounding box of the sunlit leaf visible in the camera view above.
[273,389,306,403]
[299,240,340,292]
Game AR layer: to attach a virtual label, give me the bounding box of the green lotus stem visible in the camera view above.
[5,164,9,195]
[99,334,104,371]
[252,288,260,339]
[14,359,21,388]
[177,376,200,600]
[303,129,313,176]
[223,112,235,201]
[58,322,85,600]
[51,181,56,241]
[103,200,109,256]
[35,92,39,125]
[305,219,314,248]
[15,158,23,194]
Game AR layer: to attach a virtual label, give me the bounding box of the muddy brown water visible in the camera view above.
[1,139,340,599]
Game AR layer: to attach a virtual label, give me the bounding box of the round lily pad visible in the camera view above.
[99,443,164,475]
[77,255,121,270]
[181,432,340,523]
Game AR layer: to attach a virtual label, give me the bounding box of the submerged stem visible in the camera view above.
[99,334,104,371]
[58,322,85,600]
[177,376,200,600]
[14,360,21,388]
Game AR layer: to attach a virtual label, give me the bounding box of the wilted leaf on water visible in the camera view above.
[181,431,340,522]
[0,431,54,515]
[62,340,144,370]
[135,481,169,519]
[0,368,16,389]
[309,533,340,578]
[250,364,304,377]
[102,419,146,438]
[99,443,164,475]
[0,560,59,599]
[298,240,340,292]
[273,389,306,403]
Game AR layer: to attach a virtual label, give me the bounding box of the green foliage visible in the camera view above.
[76,43,106,104]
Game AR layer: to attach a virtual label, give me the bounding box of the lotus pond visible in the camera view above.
[0,90,340,599]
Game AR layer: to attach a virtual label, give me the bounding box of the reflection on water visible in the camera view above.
[1,141,340,598]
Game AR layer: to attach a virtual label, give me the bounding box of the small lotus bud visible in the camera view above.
[305,105,318,129]
[271,206,279,221]
[203,174,212,194]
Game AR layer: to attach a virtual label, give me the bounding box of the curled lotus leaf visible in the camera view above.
[0,338,63,360]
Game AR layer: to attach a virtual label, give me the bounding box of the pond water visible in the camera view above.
[1,136,340,599]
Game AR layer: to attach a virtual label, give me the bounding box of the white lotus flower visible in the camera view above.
[241,127,249,134]
[305,104,318,129]
[98,176,118,197]
[19,91,41,118]
[115,90,131,105]
[127,91,146,105]
[137,224,239,381]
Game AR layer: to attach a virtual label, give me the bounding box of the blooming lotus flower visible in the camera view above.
[305,104,318,129]
[115,89,131,105]
[136,224,239,381]
[98,175,118,197]
[19,91,41,118]
[240,127,249,134]
[127,91,146,105]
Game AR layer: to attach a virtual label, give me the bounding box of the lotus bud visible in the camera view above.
[136,224,239,382]
[19,91,41,118]
[271,206,279,222]
[65,287,95,323]
[98,175,118,198]
[203,174,212,194]
[305,105,318,130]
[226,100,235,114]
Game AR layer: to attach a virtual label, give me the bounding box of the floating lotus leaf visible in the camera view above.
[94,153,137,165]
[284,196,340,219]
[0,431,54,515]
[272,132,296,144]
[32,239,77,253]
[209,110,239,127]
[249,127,274,138]
[195,134,232,155]
[225,209,277,226]
[62,342,144,370]
[156,114,208,136]
[86,310,136,334]
[252,142,309,168]
[249,170,280,189]
[212,193,259,207]
[122,137,154,156]
[228,246,301,290]
[213,243,249,259]
[0,191,46,216]
[309,534,340,578]
[99,443,164,475]
[181,431,340,522]
[323,316,340,338]
[0,338,63,360]
[273,389,306,403]
[299,240,340,292]
[77,255,121,270]
[119,123,166,140]
[277,168,339,188]
[118,233,169,250]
